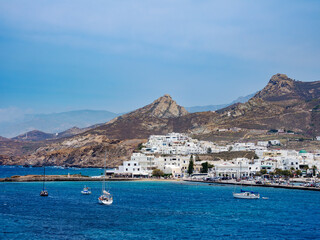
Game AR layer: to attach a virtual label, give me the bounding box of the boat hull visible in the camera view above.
[98,198,113,205]
[81,191,91,195]
[233,192,260,199]
[40,191,48,197]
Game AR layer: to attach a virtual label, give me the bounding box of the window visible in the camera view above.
[133,168,135,171]
[134,163,137,166]
[128,163,130,166]
[126,168,128,171]
[138,168,140,171]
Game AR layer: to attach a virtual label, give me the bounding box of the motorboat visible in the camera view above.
[233,189,260,199]
[81,186,91,195]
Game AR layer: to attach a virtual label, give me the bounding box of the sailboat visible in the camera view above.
[40,166,48,197]
[233,161,259,199]
[98,151,113,205]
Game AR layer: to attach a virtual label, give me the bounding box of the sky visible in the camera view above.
[0,0,320,121]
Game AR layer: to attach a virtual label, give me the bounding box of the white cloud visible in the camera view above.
[0,0,319,66]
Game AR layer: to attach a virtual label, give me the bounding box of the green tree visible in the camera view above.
[274,168,282,176]
[137,143,144,150]
[152,169,164,177]
[208,163,214,169]
[188,156,194,175]
[312,165,317,177]
[260,169,267,175]
[282,170,292,178]
[201,162,209,173]
[295,169,302,177]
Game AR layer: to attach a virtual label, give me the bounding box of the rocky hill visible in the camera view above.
[1,73,320,167]
[12,130,56,142]
[130,94,188,118]
[214,74,320,135]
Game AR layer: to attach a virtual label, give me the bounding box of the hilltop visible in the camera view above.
[1,73,320,167]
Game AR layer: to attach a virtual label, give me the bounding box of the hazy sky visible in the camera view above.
[0,0,320,119]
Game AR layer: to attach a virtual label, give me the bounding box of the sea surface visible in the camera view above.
[0,168,320,239]
[0,165,103,178]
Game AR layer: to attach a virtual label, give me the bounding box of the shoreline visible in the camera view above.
[0,175,179,183]
[183,179,320,192]
[1,175,320,192]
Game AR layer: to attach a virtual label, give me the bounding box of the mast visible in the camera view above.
[240,161,242,190]
[102,150,107,193]
[43,166,46,190]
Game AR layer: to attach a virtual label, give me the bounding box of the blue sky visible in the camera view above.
[0,0,320,120]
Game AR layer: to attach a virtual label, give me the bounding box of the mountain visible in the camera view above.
[0,110,118,138]
[12,130,56,142]
[186,93,255,113]
[127,94,188,118]
[11,124,104,142]
[214,74,320,135]
[1,73,320,167]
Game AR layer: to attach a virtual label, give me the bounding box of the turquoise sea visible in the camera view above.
[0,168,320,239]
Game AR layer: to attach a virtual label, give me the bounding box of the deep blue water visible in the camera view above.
[1,180,320,240]
[0,165,103,178]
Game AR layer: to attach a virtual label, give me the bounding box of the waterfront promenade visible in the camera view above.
[184,179,320,191]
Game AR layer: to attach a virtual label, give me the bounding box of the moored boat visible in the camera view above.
[233,189,260,199]
[81,186,92,195]
[40,166,49,197]
[233,161,260,199]
[98,151,113,205]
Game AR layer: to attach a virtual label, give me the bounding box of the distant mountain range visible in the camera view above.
[0,94,255,138]
[0,110,118,138]
[186,93,255,113]
[1,73,320,168]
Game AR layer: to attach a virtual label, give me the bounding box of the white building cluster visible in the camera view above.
[114,152,190,178]
[213,149,320,178]
[112,132,320,178]
[142,132,210,155]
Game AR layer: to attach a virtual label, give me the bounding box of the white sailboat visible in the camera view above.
[233,161,260,199]
[98,151,113,205]
[40,165,48,197]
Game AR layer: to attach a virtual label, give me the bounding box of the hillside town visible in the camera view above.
[111,132,320,179]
